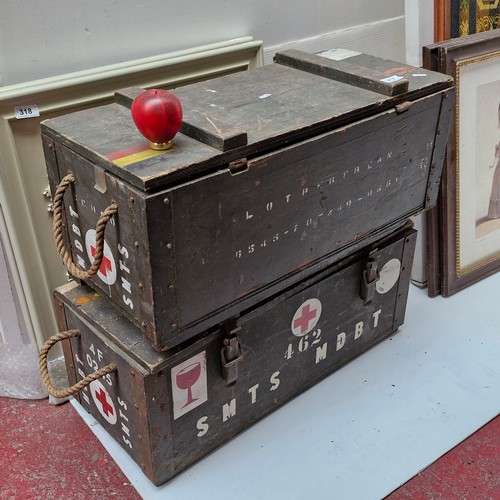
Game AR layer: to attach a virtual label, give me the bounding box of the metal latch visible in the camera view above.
[395,101,412,114]
[228,157,248,175]
[360,259,380,305]
[220,323,244,386]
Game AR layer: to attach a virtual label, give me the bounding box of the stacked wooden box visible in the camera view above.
[40,49,453,485]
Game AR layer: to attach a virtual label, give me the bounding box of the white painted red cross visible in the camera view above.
[89,379,117,425]
[90,245,113,277]
[85,229,117,286]
[293,303,317,333]
[291,298,322,337]
[94,387,114,417]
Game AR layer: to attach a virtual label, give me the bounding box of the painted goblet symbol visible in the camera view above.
[176,362,201,407]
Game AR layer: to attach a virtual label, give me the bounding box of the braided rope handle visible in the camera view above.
[39,329,117,399]
[52,173,118,280]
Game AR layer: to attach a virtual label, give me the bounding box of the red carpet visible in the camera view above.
[0,397,140,499]
[387,415,500,499]
[0,395,498,498]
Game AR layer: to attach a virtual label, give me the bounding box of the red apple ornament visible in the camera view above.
[131,89,183,150]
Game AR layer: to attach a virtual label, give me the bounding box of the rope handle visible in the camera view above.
[39,329,117,399]
[52,173,118,280]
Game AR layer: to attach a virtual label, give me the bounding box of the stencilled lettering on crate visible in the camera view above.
[233,149,406,263]
[175,112,435,314]
[58,224,416,485]
[74,340,134,451]
[175,305,388,440]
[232,141,433,265]
[67,200,136,312]
[170,252,403,443]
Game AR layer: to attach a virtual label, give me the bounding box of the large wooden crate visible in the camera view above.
[42,49,453,351]
[51,225,416,485]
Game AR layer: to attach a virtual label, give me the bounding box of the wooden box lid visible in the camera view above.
[41,49,453,192]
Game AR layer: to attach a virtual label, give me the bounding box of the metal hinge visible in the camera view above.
[43,185,54,213]
[220,321,244,386]
[360,258,380,305]
[228,157,248,175]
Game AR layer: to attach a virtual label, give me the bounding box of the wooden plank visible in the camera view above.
[274,49,409,96]
[115,87,248,152]
[42,58,452,192]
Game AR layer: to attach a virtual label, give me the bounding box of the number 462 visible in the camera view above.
[284,329,322,360]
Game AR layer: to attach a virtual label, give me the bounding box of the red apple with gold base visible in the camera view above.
[131,89,183,150]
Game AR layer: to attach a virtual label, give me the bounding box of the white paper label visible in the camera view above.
[15,105,40,119]
[259,93,272,99]
[376,258,402,294]
[318,48,361,61]
[381,75,404,84]
[172,351,208,419]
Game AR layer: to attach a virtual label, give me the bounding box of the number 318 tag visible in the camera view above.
[15,105,40,119]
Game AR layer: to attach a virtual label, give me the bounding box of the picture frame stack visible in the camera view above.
[424,28,500,296]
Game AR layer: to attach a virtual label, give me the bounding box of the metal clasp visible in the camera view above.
[360,258,380,305]
[220,322,244,386]
[228,157,248,175]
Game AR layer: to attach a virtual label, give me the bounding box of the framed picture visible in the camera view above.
[434,1,500,42]
[0,37,263,348]
[451,0,500,38]
[424,29,500,296]
[434,0,452,42]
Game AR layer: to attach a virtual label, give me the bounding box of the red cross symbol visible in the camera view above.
[90,245,112,277]
[94,388,114,417]
[293,303,318,334]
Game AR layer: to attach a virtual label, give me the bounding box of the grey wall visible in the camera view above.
[0,1,404,86]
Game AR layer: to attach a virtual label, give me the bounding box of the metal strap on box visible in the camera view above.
[220,322,244,386]
[360,259,380,306]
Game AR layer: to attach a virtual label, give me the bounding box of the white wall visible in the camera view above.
[0,0,404,86]
[404,0,434,67]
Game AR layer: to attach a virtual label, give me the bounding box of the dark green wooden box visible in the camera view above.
[42,49,453,351]
[55,224,416,486]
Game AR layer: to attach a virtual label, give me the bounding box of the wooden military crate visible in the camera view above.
[41,224,416,486]
[41,49,453,351]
